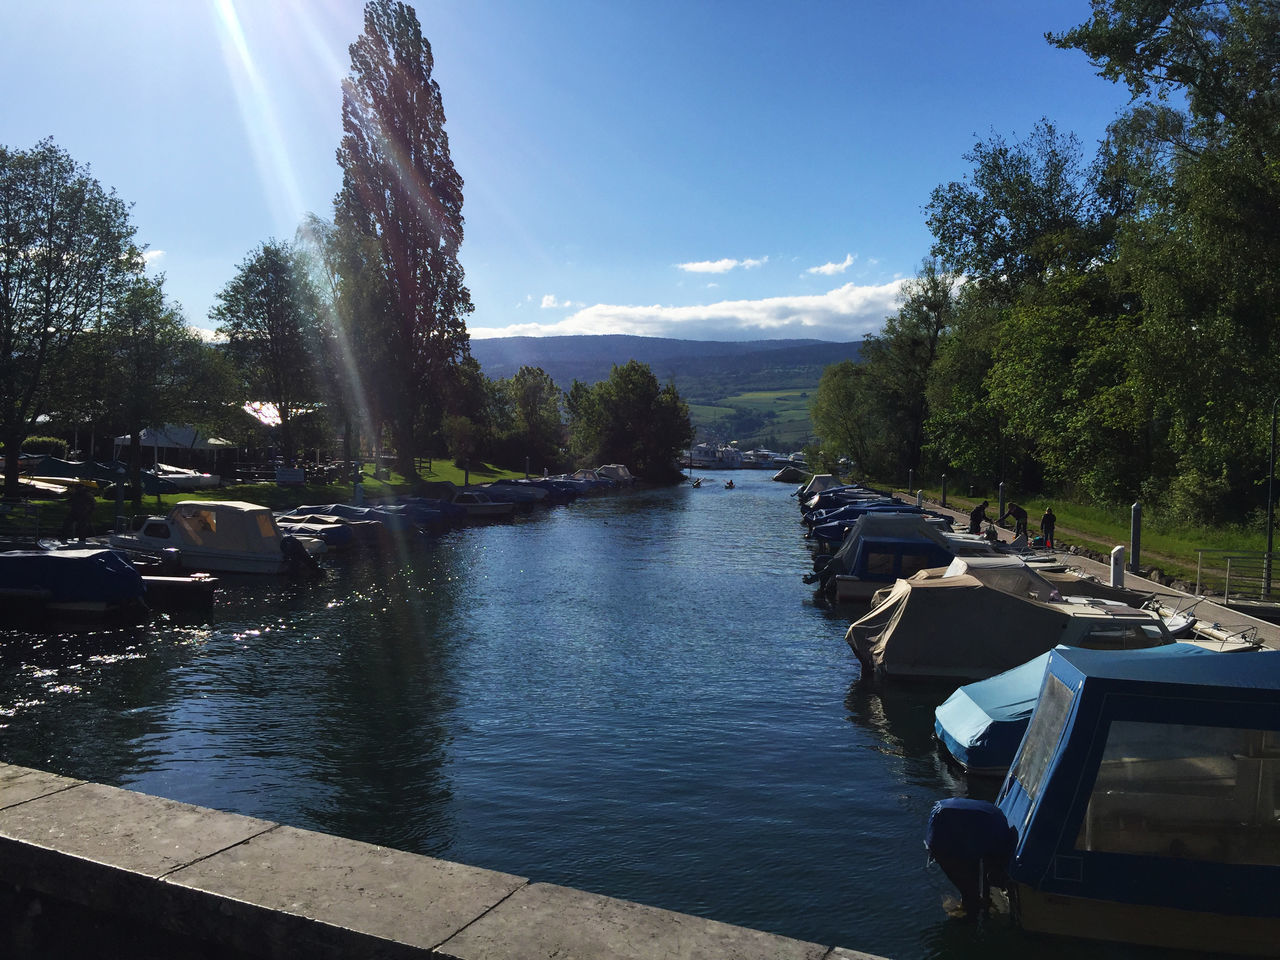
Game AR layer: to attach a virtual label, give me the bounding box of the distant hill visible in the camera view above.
[468,335,862,395]
[469,334,863,449]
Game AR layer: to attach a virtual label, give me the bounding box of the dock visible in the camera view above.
[0,763,887,960]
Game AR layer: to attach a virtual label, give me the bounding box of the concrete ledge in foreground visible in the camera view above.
[0,763,888,960]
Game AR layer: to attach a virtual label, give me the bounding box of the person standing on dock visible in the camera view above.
[1041,507,1056,549]
[998,502,1028,539]
[61,484,96,541]
[968,500,990,534]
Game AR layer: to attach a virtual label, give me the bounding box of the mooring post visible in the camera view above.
[998,482,1005,523]
[916,489,923,508]
[908,468,914,492]
[1111,545,1126,588]
[941,474,947,508]
[1130,501,1142,573]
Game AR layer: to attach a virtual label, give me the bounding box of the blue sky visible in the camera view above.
[3,1,1135,342]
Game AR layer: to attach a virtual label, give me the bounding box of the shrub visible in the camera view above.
[22,436,69,458]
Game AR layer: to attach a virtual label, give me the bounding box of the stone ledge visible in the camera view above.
[0,763,888,960]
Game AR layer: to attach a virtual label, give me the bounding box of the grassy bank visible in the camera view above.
[895,484,1267,584]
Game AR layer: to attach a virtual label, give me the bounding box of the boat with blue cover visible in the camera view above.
[0,547,148,623]
[933,643,1217,776]
[926,646,1280,954]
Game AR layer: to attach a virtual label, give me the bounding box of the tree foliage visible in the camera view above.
[212,240,323,459]
[566,361,692,482]
[0,139,137,496]
[812,1,1280,523]
[334,0,473,476]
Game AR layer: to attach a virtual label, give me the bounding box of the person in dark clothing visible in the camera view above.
[968,500,990,535]
[1041,507,1056,549]
[998,502,1028,539]
[61,484,96,541]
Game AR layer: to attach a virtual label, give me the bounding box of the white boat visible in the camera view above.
[109,500,324,574]
[148,463,221,490]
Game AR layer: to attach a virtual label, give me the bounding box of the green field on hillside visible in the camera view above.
[686,388,814,447]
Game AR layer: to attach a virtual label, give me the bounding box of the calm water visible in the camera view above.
[0,473,1188,959]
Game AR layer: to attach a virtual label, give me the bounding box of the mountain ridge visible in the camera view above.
[468,334,862,393]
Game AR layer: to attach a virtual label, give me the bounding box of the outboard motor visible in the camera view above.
[280,535,319,574]
[925,798,1015,917]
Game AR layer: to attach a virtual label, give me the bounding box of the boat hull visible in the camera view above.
[1016,885,1280,956]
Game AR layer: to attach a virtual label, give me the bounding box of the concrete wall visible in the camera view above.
[0,763,886,960]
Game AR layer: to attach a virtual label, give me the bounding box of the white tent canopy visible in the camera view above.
[113,424,234,453]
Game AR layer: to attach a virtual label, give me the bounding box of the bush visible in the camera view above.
[22,436,69,458]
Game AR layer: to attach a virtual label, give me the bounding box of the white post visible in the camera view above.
[1110,545,1126,588]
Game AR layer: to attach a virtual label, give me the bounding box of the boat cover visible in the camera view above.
[935,643,1216,775]
[846,573,1172,680]
[0,548,145,604]
[999,647,1280,919]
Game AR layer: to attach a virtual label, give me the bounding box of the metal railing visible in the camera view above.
[1195,549,1272,600]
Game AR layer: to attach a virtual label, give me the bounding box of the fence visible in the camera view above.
[1195,549,1275,600]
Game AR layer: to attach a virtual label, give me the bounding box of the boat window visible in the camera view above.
[255,513,275,539]
[142,522,170,539]
[1078,621,1170,649]
[898,551,936,578]
[1075,720,1280,866]
[1011,673,1074,804]
[864,550,895,576]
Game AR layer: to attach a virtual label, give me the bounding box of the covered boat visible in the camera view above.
[0,548,148,622]
[110,500,323,574]
[927,646,1280,955]
[807,512,998,601]
[846,563,1174,680]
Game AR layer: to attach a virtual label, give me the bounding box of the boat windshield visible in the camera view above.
[1010,673,1075,808]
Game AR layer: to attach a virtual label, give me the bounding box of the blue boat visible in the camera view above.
[926,646,1280,954]
[933,644,1216,776]
[0,548,148,623]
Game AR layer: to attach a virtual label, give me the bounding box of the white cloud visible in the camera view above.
[806,253,855,276]
[189,324,224,342]
[540,294,582,309]
[143,249,166,264]
[468,279,906,342]
[676,256,767,274]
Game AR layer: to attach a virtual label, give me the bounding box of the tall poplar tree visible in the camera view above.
[334,0,473,477]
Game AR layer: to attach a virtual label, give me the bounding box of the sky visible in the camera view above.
[3,1,1137,343]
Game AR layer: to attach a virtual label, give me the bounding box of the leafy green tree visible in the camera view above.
[106,275,233,504]
[212,240,322,459]
[566,361,691,481]
[0,139,137,497]
[810,360,878,474]
[334,0,473,478]
[1053,0,1280,521]
[501,366,563,472]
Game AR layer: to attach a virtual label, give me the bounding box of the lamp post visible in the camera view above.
[1267,396,1279,598]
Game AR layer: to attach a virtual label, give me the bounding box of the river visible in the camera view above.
[0,471,1186,959]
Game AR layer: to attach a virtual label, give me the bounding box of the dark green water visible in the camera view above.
[0,473,1188,959]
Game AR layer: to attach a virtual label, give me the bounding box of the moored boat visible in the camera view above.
[926,646,1280,955]
[109,500,323,574]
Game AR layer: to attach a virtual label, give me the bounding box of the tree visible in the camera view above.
[334,0,473,478]
[104,275,233,504]
[501,366,563,472]
[212,240,322,459]
[565,361,692,482]
[1053,0,1280,521]
[0,139,136,497]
